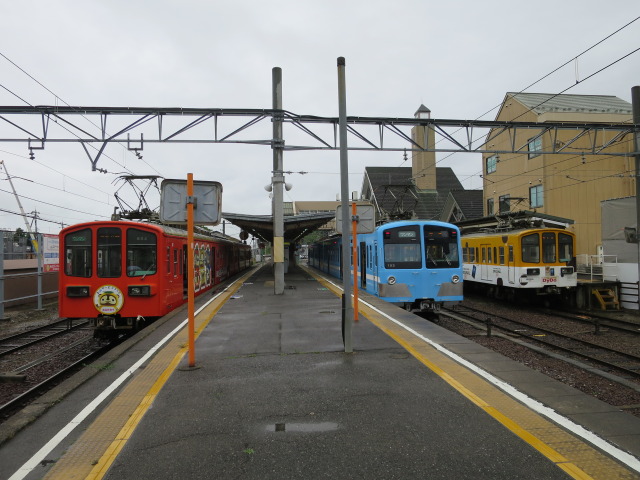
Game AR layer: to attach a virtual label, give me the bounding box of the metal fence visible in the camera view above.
[1,231,58,319]
[2,229,35,260]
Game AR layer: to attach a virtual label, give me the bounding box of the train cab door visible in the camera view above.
[360,242,366,288]
[507,245,516,284]
[373,241,379,295]
[182,245,188,299]
[480,244,491,281]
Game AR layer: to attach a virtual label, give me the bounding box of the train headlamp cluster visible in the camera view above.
[128,285,151,296]
[560,267,574,277]
[67,286,90,297]
[387,276,397,285]
[451,274,460,284]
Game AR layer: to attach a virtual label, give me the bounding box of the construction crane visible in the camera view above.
[0,160,39,254]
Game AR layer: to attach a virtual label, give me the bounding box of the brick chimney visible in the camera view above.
[411,104,436,191]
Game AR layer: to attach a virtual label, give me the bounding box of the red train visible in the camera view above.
[59,220,251,337]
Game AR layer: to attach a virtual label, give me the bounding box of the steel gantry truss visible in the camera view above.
[0,105,637,170]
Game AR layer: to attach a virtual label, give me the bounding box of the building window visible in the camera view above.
[499,194,510,213]
[486,155,497,174]
[528,137,542,159]
[487,198,494,215]
[529,184,543,208]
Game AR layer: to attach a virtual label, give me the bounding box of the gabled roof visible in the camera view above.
[506,92,632,116]
[448,190,484,220]
[363,166,467,221]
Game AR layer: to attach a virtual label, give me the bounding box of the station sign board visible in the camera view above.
[160,179,222,225]
[335,203,375,234]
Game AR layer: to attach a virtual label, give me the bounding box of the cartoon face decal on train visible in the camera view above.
[93,285,124,314]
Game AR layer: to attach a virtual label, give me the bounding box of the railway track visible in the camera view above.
[441,304,640,384]
[0,319,109,420]
[0,318,89,357]
[549,309,640,336]
[0,344,110,419]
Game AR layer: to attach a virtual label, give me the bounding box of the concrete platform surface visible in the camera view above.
[1,264,639,480]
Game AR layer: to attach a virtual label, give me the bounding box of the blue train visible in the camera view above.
[308,220,463,314]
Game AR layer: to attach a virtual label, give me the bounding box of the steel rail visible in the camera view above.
[0,319,88,357]
[442,305,640,380]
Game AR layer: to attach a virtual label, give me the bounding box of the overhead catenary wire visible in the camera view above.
[410,17,640,181]
[0,186,110,218]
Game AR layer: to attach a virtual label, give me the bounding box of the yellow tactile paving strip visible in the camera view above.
[43,268,256,480]
[304,266,640,480]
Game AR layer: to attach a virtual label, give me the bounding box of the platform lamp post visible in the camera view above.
[272,67,285,295]
[337,57,353,353]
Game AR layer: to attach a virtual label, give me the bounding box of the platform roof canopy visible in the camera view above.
[221,211,336,244]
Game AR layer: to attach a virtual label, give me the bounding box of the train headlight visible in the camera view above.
[560,267,574,277]
[387,276,397,285]
[128,285,151,296]
[67,286,90,297]
[451,274,460,284]
[526,268,540,276]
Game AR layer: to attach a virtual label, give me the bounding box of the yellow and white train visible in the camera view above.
[461,227,577,300]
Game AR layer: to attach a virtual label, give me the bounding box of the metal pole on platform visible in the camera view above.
[272,67,285,295]
[352,200,359,322]
[338,57,353,353]
[0,236,5,320]
[36,233,43,311]
[632,86,640,302]
[187,173,196,367]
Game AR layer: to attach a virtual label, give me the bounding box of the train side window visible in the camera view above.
[558,233,574,262]
[482,247,486,263]
[64,228,92,277]
[97,227,122,278]
[462,247,468,263]
[499,247,505,265]
[493,247,497,264]
[127,228,157,277]
[521,233,540,263]
[166,246,171,274]
[487,247,492,263]
[508,245,514,263]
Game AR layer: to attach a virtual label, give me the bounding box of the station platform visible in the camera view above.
[2,264,640,479]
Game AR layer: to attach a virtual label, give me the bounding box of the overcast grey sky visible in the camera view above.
[1,1,638,237]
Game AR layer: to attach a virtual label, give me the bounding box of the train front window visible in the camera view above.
[542,232,556,263]
[559,233,574,262]
[424,225,459,268]
[382,225,421,269]
[127,228,157,277]
[64,228,92,277]
[521,233,540,263]
[97,227,122,278]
